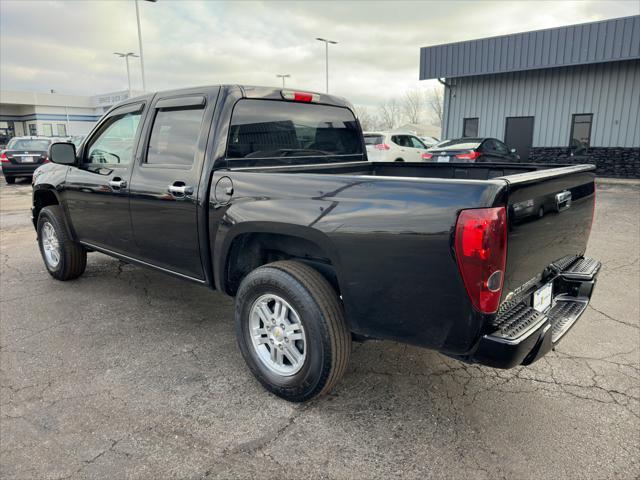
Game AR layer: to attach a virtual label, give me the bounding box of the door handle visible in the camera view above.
[168,184,194,196]
[109,179,127,189]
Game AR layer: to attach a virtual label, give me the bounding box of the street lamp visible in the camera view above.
[134,0,156,92]
[315,37,337,93]
[276,74,291,88]
[114,52,139,96]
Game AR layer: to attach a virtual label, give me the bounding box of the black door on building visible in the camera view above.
[505,116,534,161]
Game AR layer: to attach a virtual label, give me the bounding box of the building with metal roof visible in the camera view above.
[419,15,639,177]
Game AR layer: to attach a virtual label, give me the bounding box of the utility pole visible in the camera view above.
[276,74,291,88]
[114,52,139,96]
[315,37,337,93]
[135,0,157,92]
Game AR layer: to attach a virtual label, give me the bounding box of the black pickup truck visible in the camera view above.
[32,85,600,402]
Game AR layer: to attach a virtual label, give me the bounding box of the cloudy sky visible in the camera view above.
[1,0,638,110]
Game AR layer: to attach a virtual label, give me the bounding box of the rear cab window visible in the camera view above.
[226,99,363,167]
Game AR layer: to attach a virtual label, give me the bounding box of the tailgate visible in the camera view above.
[501,166,596,300]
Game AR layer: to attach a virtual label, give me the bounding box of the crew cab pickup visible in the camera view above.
[33,85,600,402]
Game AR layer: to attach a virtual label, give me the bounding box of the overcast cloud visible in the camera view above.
[1,0,638,110]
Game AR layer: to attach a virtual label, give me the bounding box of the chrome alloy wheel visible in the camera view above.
[41,222,60,268]
[249,294,306,376]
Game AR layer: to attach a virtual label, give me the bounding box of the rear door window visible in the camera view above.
[146,107,205,166]
[391,135,409,147]
[227,99,363,166]
[481,140,496,152]
[494,140,509,154]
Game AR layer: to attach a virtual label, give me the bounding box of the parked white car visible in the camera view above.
[364,132,431,162]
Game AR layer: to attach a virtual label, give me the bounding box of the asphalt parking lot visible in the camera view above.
[1,178,638,479]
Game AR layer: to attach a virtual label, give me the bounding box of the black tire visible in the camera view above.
[394,158,404,162]
[235,260,351,402]
[37,206,87,281]
[5,176,15,184]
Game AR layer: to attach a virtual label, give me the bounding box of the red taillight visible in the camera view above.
[0,152,8,163]
[41,155,49,163]
[374,143,390,150]
[422,152,433,160]
[281,90,320,103]
[455,150,481,161]
[454,207,507,314]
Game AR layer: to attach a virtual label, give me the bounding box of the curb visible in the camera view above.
[596,177,640,186]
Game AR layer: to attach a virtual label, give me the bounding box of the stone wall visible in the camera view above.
[529,147,640,178]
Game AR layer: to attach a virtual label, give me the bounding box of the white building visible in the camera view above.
[0,89,144,143]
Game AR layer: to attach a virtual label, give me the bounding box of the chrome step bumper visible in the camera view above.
[548,295,588,342]
[470,256,600,369]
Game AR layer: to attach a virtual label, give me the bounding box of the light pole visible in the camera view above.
[276,74,291,88]
[114,52,139,96]
[134,0,156,92]
[315,37,337,93]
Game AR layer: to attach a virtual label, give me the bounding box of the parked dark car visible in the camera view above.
[423,137,519,163]
[1,137,54,184]
[32,85,600,402]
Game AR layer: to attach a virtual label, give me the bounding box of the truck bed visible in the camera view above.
[234,160,574,180]
[214,160,595,357]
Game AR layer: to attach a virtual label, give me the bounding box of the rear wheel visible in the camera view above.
[5,176,15,184]
[235,260,351,402]
[394,158,404,162]
[37,206,87,280]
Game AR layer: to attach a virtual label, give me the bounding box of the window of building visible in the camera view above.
[146,107,205,166]
[85,111,142,165]
[463,118,478,137]
[28,124,37,136]
[57,124,67,136]
[569,114,593,153]
[42,124,53,137]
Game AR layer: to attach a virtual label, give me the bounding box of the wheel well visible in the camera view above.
[225,233,339,296]
[33,189,59,223]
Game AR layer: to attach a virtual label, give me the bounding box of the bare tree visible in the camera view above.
[426,86,444,126]
[401,89,424,125]
[378,98,401,130]
[354,105,378,131]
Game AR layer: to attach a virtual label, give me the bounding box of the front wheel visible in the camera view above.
[37,206,87,280]
[4,176,15,184]
[235,260,351,402]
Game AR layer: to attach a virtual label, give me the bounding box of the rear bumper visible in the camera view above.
[2,164,40,177]
[470,256,600,369]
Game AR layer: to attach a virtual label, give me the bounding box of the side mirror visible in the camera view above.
[49,142,77,165]
[510,148,517,154]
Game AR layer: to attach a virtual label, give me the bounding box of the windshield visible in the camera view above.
[7,138,51,151]
[227,99,363,166]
